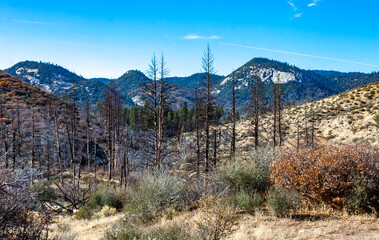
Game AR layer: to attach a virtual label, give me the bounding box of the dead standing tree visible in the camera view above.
[141,53,172,176]
[142,54,159,173]
[194,82,202,174]
[272,76,284,147]
[157,54,171,171]
[201,44,216,172]
[103,83,122,180]
[230,71,237,159]
[250,75,264,150]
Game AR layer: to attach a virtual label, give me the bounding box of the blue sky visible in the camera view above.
[0,0,378,78]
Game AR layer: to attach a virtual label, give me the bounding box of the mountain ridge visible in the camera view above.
[4,58,378,109]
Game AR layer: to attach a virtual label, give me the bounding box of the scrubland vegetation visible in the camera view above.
[45,144,378,240]
[1,48,378,239]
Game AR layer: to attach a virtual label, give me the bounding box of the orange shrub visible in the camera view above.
[270,144,379,206]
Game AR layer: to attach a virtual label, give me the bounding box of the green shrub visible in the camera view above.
[104,225,141,240]
[228,191,263,214]
[124,171,193,223]
[86,186,124,211]
[219,148,273,194]
[76,186,124,220]
[33,180,56,202]
[374,115,379,128]
[75,205,93,220]
[346,179,379,214]
[267,189,300,217]
[94,206,117,218]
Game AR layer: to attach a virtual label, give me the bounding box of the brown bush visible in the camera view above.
[270,145,379,207]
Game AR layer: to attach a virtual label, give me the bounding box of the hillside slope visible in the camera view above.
[230,82,379,153]
[4,61,108,105]
[0,70,64,109]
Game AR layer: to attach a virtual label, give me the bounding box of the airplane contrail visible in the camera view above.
[221,42,379,68]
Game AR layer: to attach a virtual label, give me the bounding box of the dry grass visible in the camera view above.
[48,196,379,240]
[224,214,379,240]
[49,213,124,240]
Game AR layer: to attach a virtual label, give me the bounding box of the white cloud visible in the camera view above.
[287,1,297,11]
[183,34,221,40]
[294,13,303,18]
[183,34,203,40]
[221,42,379,68]
[11,19,58,25]
[308,0,321,7]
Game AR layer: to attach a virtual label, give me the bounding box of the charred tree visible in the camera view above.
[231,71,236,159]
[201,44,216,172]
[250,75,264,150]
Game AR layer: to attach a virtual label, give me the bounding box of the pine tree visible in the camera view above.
[179,101,189,131]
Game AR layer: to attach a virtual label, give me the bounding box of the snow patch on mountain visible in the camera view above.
[220,67,300,87]
[212,89,220,94]
[220,76,231,86]
[246,67,297,83]
[12,67,75,94]
[42,85,52,92]
[27,69,38,73]
[16,67,24,75]
[132,95,144,106]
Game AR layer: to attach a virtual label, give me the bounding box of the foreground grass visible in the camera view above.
[48,207,379,240]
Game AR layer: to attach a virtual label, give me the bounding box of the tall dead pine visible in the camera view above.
[231,71,236,159]
[272,76,284,147]
[201,44,215,172]
[250,75,263,150]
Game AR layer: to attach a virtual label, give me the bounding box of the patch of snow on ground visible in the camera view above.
[243,68,297,84]
[25,75,40,85]
[27,68,38,73]
[212,89,221,95]
[42,85,52,92]
[132,95,144,106]
[220,76,230,85]
[16,68,24,75]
